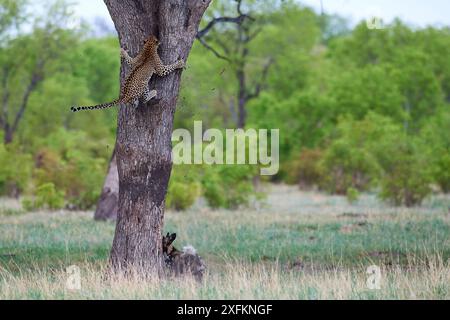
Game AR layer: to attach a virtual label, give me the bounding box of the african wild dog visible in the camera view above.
[162,232,206,281]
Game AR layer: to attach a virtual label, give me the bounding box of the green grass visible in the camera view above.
[0,186,449,299]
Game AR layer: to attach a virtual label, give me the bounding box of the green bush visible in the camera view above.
[420,110,450,193]
[21,198,35,212]
[379,140,433,207]
[0,144,33,197]
[32,133,106,210]
[166,165,201,211]
[285,148,323,188]
[318,113,409,195]
[64,149,105,210]
[346,187,360,204]
[434,154,450,193]
[22,183,65,211]
[202,165,259,209]
[319,140,381,194]
[166,181,201,211]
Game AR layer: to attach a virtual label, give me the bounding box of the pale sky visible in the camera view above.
[74,0,450,31]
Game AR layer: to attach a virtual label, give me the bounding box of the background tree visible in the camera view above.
[0,1,77,144]
[197,0,274,128]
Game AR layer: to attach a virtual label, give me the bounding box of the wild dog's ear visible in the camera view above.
[163,233,176,246]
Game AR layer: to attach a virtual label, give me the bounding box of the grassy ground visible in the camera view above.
[0,185,449,299]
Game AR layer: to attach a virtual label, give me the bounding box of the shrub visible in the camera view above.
[64,149,105,210]
[318,113,407,195]
[166,165,201,211]
[285,148,323,189]
[166,181,201,211]
[22,183,65,211]
[434,154,450,193]
[420,110,450,193]
[378,140,433,207]
[202,165,260,209]
[32,145,106,210]
[0,144,33,197]
[346,187,360,204]
[319,140,381,194]
[21,198,35,212]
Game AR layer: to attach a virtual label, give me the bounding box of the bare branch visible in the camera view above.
[247,58,274,100]
[197,15,248,38]
[244,26,262,43]
[11,61,44,135]
[215,36,231,56]
[196,0,255,62]
[1,90,9,129]
[196,36,231,62]
[1,66,11,129]
[236,0,243,16]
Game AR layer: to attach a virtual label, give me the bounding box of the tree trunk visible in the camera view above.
[94,149,119,221]
[3,125,13,145]
[104,0,211,274]
[237,68,247,129]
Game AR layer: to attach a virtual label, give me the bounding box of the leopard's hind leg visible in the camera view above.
[141,88,157,104]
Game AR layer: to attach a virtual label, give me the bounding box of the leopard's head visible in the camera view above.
[143,35,160,51]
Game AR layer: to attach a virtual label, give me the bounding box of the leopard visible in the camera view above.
[70,35,184,112]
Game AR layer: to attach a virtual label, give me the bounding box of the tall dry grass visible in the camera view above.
[0,256,449,299]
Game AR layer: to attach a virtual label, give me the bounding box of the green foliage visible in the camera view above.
[248,90,335,162]
[0,0,28,39]
[167,181,201,211]
[0,144,32,196]
[378,139,433,207]
[22,182,65,211]
[319,139,381,194]
[24,129,107,210]
[328,20,449,131]
[318,115,385,194]
[166,166,201,211]
[328,65,405,121]
[202,165,259,209]
[35,183,65,210]
[346,187,360,204]
[166,164,260,210]
[420,110,450,193]
[284,148,323,188]
[317,113,434,206]
[434,154,450,193]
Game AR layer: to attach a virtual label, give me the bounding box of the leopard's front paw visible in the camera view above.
[177,59,185,69]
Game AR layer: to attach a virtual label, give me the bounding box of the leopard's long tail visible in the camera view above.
[70,99,121,112]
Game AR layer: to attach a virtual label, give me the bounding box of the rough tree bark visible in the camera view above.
[103,0,211,274]
[94,148,118,221]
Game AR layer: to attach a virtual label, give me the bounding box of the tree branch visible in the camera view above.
[1,89,9,129]
[11,62,44,135]
[244,26,262,43]
[236,0,244,16]
[1,66,11,130]
[247,57,274,100]
[197,15,248,38]
[196,36,231,62]
[214,36,231,56]
[196,0,254,62]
